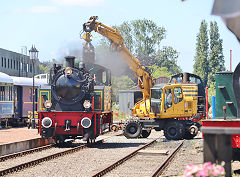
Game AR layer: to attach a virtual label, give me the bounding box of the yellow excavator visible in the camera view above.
[83,16,200,140]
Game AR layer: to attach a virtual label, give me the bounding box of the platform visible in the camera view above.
[0,127,40,145]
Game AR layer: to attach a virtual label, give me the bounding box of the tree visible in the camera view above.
[155,46,181,75]
[114,19,166,56]
[208,21,225,86]
[97,19,181,77]
[193,20,209,86]
[39,59,58,74]
[148,65,172,78]
[207,21,225,101]
[193,20,226,105]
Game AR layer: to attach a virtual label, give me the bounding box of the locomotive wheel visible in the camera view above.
[123,120,142,139]
[141,129,151,138]
[164,121,185,140]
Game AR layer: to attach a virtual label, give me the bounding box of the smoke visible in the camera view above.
[54,39,134,78]
[54,39,83,65]
[95,45,132,77]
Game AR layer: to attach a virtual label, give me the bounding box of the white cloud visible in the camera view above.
[14,6,59,14]
[52,0,106,8]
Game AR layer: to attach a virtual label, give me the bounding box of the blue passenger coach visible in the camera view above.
[0,72,14,124]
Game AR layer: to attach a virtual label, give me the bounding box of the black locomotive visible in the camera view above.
[51,56,94,111]
[38,56,113,143]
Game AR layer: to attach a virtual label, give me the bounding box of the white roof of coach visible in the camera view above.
[11,76,49,88]
[0,72,13,84]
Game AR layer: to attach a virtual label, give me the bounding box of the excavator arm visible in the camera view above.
[83,16,153,100]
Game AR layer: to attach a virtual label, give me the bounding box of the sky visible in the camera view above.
[0,0,239,73]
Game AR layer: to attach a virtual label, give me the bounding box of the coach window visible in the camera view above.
[0,86,5,101]
[11,59,12,69]
[1,57,3,67]
[4,58,6,68]
[16,61,18,70]
[14,60,15,69]
[5,86,9,101]
[30,64,32,72]
[8,59,9,68]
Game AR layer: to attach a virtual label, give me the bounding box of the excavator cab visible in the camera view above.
[149,84,197,119]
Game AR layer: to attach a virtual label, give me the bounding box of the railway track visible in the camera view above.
[0,140,103,176]
[0,131,123,177]
[150,140,185,177]
[91,139,185,177]
[0,144,53,162]
[0,129,122,163]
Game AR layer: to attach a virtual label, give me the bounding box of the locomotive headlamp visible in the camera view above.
[65,67,72,76]
[83,100,91,109]
[44,100,52,109]
[42,117,52,128]
[81,117,91,128]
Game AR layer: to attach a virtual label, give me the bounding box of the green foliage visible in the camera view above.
[193,20,225,99]
[148,65,171,78]
[193,20,209,86]
[114,19,166,56]
[207,21,225,93]
[111,75,135,103]
[155,46,182,74]
[39,64,48,73]
[208,82,216,106]
[99,19,181,77]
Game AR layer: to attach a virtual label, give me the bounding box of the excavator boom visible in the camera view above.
[83,16,153,100]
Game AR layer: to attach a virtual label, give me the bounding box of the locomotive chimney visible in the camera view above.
[65,56,75,68]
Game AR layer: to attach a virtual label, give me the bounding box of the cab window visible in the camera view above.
[164,88,172,109]
[151,88,162,113]
[174,87,183,104]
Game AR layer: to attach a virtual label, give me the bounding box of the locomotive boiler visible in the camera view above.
[38,56,113,143]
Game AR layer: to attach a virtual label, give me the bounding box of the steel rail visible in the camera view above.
[0,140,103,176]
[0,144,53,162]
[150,140,185,177]
[91,138,158,177]
[0,130,121,162]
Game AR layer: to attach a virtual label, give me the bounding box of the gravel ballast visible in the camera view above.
[4,130,240,177]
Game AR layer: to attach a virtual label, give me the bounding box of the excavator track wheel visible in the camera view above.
[123,120,142,139]
[164,121,185,140]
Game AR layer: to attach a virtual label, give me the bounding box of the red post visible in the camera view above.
[206,86,208,119]
[230,49,232,72]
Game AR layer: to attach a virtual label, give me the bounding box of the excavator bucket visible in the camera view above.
[83,16,98,32]
[233,62,240,118]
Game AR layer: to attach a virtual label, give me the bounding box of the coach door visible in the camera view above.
[15,86,23,118]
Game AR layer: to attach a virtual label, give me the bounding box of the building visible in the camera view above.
[0,48,40,77]
[119,76,170,114]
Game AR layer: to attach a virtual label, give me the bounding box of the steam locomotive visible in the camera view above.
[38,56,113,143]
